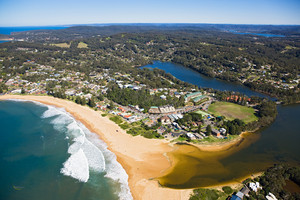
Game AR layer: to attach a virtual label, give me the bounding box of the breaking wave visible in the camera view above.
[41,104,133,200]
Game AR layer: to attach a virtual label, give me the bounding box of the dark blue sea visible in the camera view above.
[0,26,67,35]
[0,100,132,200]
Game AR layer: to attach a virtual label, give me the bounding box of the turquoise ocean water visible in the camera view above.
[0,100,132,200]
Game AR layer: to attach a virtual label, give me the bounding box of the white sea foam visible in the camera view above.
[84,128,133,200]
[41,104,133,199]
[60,148,89,182]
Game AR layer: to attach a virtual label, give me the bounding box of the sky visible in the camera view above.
[0,0,299,26]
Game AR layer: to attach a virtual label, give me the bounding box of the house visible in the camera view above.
[220,128,227,135]
[157,126,167,135]
[144,119,156,127]
[161,116,171,125]
[231,186,250,200]
[249,182,261,192]
[118,107,126,112]
[230,195,241,200]
[187,133,196,139]
[266,192,277,200]
[212,129,221,137]
[160,95,167,100]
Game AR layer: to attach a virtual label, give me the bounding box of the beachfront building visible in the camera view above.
[249,182,261,192]
[148,105,176,114]
[231,187,250,200]
[159,105,175,113]
[266,192,278,200]
[149,106,160,114]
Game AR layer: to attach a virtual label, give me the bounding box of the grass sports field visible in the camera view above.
[77,42,88,48]
[51,43,70,48]
[208,101,258,123]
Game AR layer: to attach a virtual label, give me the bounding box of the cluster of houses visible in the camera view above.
[108,106,142,123]
[230,182,277,200]
[225,95,251,104]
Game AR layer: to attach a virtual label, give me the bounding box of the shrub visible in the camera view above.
[222,186,233,194]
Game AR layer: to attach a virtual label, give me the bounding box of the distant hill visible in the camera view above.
[10,24,300,42]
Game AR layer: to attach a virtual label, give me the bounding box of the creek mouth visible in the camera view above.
[139,62,300,189]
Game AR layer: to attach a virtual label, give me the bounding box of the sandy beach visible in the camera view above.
[0,95,193,200]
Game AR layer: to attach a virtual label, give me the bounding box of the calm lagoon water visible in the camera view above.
[141,61,271,99]
[0,100,132,200]
[228,30,285,37]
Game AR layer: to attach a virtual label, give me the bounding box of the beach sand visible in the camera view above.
[0,95,193,200]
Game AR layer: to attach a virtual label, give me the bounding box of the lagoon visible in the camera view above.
[141,61,271,99]
[228,30,285,37]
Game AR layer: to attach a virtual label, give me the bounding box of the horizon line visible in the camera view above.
[1,22,300,27]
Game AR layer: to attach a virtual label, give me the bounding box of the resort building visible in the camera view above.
[184,91,202,102]
[148,105,176,114]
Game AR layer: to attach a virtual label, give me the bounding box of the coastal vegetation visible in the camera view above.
[246,164,300,200]
[189,164,300,200]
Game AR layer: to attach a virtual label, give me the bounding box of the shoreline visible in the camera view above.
[0,95,192,200]
[0,95,261,199]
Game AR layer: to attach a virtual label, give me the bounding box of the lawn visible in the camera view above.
[208,101,258,123]
[51,43,70,48]
[77,42,88,48]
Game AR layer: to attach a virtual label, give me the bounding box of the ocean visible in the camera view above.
[0,100,132,200]
[0,26,67,35]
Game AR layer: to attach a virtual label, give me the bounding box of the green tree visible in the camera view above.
[222,186,233,194]
[198,125,202,134]
[75,96,82,104]
[88,97,96,108]
[206,125,212,135]
[81,97,86,105]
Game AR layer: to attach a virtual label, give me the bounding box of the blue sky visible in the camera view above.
[0,0,299,26]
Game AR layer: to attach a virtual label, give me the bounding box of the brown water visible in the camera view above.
[158,105,300,189]
[284,180,300,194]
